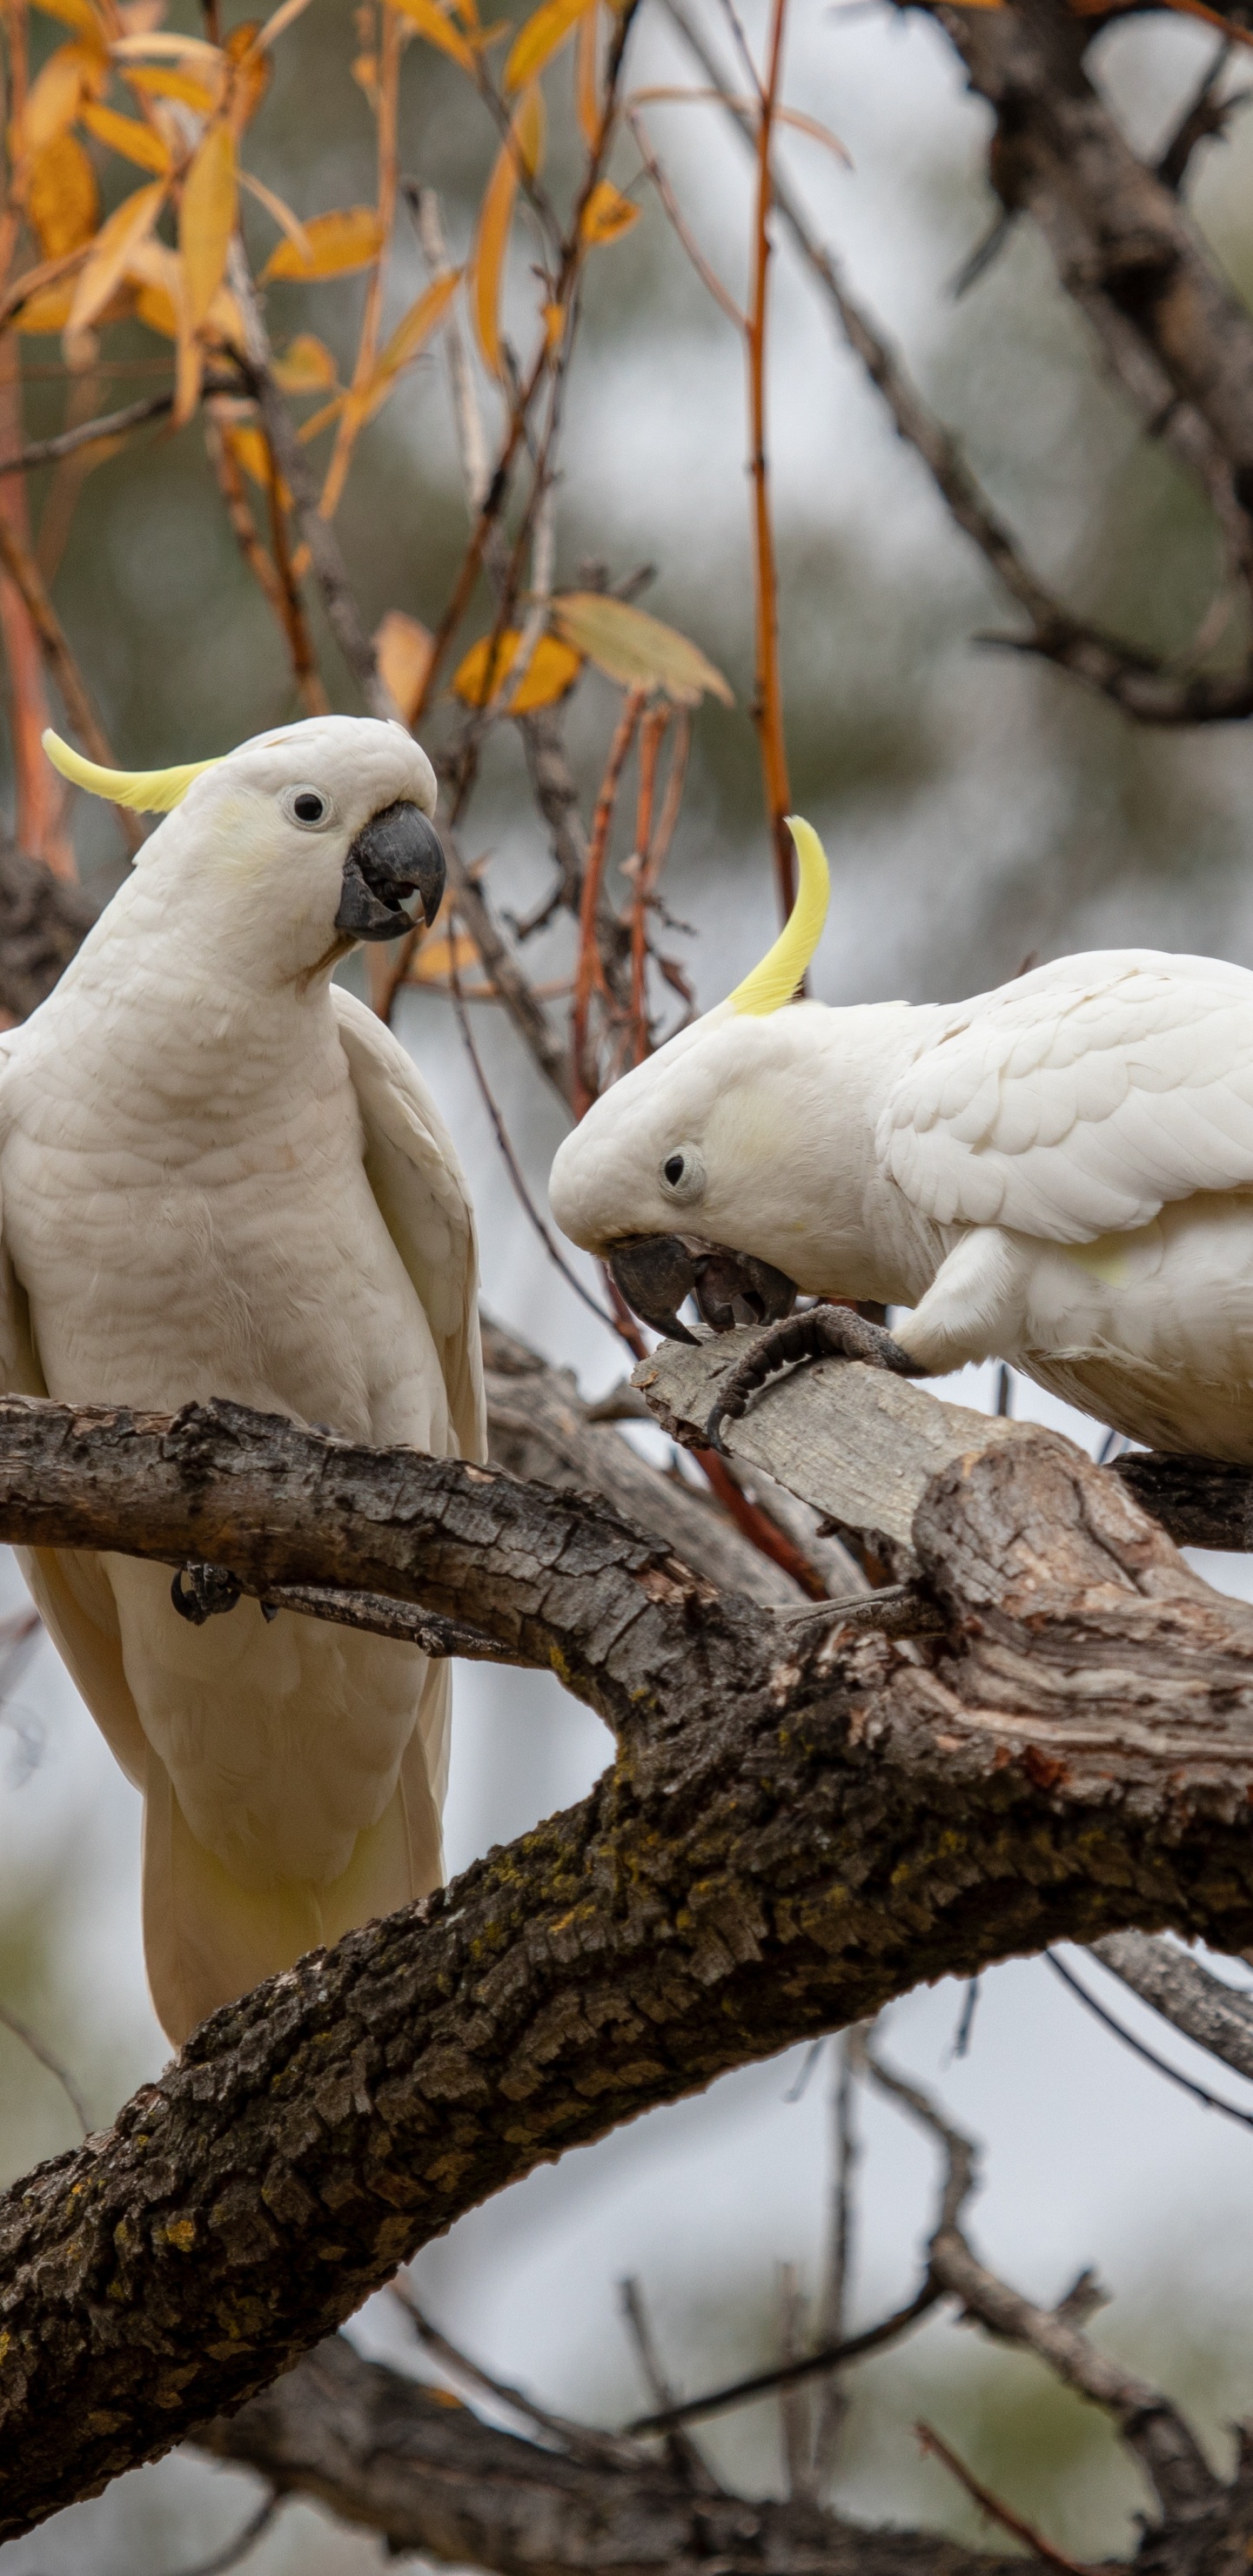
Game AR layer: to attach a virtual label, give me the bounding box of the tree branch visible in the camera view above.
[2,1383,1253,2526]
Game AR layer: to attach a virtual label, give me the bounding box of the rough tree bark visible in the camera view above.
[1,1362,1253,2534]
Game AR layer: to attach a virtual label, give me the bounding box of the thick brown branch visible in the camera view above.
[199,2331,1028,2576]
[2,1397,1253,2526]
[1089,1929,1253,2082]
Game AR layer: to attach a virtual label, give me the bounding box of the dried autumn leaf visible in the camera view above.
[470,82,545,378]
[224,17,272,129]
[452,626,581,711]
[385,0,479,72]
[80,100,171,171]
[575,0,600,145]
[180,120,236,327]
[22,46,87,158]
[410,927,483,984]
[261,205,384,280]
[111,29,224,66]
[27,133,98,257]
[32,0,107,39]
[375,608,434,724]
[238,169,310,262]
[224,421,291,506]
[504,0,596,90]
[64,176,164,350]
[351,269,460,426]
[271,331,338,391]
[13,278,77,333]
[580,178,639,244]
[123,60,222,113]
[550,593,732,706]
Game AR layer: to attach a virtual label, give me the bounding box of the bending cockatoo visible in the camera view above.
[0,714,484,2046]
[550,816,1253,1460]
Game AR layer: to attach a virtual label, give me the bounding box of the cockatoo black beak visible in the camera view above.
[336,801,446,943]
[608,1234,799,1344]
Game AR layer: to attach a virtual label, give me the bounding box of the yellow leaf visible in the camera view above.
[580,178,639,244]
[271,330,338,391]
[575,0,600,145]
[261,205,384,280]
[22,44,90,154]
[224,17,272,130]
[541,298,564,352]
[505,0,595,91]
[452,626,580,711]
[410,927,482,983]
[64,176,164,350]
[550,593,732,706]
[224,420,291,506]
[32,0,106,38]
[375,608,433,725]
[133,276,177,337]
[352,269,460,426]
[13,278,77,332]
[123,60,223,112]
[179,119,236,328]
[27,133,98,257]
[470,83,544,378]
[80,100,171,170]
[385,0,479,72]
[111,30,224,65]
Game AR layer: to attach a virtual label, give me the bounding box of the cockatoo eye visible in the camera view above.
[280,784,337,830]
[659,1145,706,1204]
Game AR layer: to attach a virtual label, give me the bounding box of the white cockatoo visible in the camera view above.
[0,714,484,2046]
[550,816,1253,1460]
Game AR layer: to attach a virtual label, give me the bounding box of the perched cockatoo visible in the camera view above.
[0,714,484,2046]
[550,816,1253,1461]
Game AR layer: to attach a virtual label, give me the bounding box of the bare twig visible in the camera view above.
[0,2003,89,2137]
[1047,1949,1253,2130]
[854,2031,1220,2518]
[573,688,645,1113]
[747,0,796,919]
[392,2278,643,2471]
[916,2421,1096,2574]
[625,2277,942,2436]
[810,2035,858,2486]
[0,511,143,855]
[620,2276,724,2491]
[660,0,1253,729]
[149,2491,281,2576]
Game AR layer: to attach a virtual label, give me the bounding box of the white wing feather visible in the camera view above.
[879,950,1253,1244]
[332,985,486,1463]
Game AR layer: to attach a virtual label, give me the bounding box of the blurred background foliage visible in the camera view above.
[3,0,1253,2564]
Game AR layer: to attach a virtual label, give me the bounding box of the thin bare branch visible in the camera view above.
[1089,1931,1253,2083]
[916,2420,1096,2574]
[1048,1949,1253,2128]
[0,2003,89,2137]
[392,2279,642,2471]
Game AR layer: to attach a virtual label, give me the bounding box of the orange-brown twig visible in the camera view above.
[410,1,642,727]
[627,703,668,1062]
[915,2424,1096,2576]
[573,688,646,1115]
[747,0,794,922]
[319,0,400,522]
[262,426,330,714]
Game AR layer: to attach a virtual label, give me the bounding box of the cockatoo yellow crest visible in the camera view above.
[550,822,1253,1465]
[725,817,829,1017]
[42,726,224,813]
[0,713,483,2048]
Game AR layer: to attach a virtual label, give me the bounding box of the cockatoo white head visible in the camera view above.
[549,818,834,1339]
[43,713,446,985]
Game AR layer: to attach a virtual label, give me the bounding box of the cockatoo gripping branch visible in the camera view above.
[3,1384,1253,2534]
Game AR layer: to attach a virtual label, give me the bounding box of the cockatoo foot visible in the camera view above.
[706,1304,926,1450]
[171,1560,244,1625]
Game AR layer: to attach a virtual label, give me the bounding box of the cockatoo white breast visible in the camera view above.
[0,714,485,2045]
[549,820,1253,1463]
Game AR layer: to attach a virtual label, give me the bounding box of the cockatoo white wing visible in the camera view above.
[878,950,1253,1244]
[331,986,486,1464]
[0,1034,151,1788]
